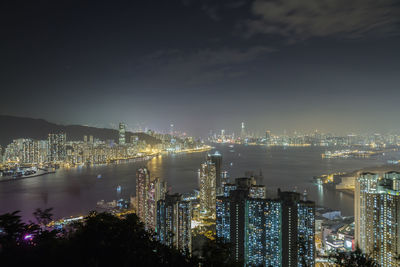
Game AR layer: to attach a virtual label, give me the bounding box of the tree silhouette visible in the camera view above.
[0,210,196,267]
[330,247,379,267]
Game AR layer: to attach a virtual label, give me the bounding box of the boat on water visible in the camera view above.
[97,174,102,179]
[228,144,234,148]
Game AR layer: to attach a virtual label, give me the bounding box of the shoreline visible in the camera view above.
[0,146,212,183]
[0,170,56,183]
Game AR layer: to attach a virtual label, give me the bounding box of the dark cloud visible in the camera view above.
[201,5,220,21]
[225,1,247,9]
[143,46,275,86]
[183,0,250,21]
[244,0,400,40]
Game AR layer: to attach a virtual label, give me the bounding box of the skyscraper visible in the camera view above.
[147,177,167,231]
[199,160,216,218]
[265,130,271,144]
[48,133,66,162]
[279,190,315,267]
[136,167,150,229]
[355,171,400,267]
[216,178,279,266]
[241,122,245,139]
[216,178,315,267]
[207,151,222,187]
[119,123,126,145]
[157,193,192,254]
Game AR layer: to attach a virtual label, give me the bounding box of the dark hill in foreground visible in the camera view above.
[0,115,160,147]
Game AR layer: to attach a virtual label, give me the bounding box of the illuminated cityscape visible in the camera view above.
[216,178,315,266]
[355,172,400,266]
[2,0,400,266]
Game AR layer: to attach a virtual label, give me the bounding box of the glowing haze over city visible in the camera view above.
[1,1,400,135]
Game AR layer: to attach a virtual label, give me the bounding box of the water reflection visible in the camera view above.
[0,145,394,220]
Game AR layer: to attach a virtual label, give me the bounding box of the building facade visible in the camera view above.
[156,193,192,254]
[48,133,66,162]
[199,160,216,218]
[136,167,151,229]
[216,178,315,266]
[207,151,222,187]
[147,177,167,231]
[119,122,126,145]
[355,171,400,267]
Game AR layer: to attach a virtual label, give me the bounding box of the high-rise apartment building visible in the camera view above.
[147,177,167,231]
[136,167,151,229]
[119,123,126,145]
[48,133,66,162]
[355,171,400,267]
[4,138,43,164]
[156,193,191,254]
[199,160,216,218]
[279,191,315,267]
[216,178,314,266]
[207,151,222,187]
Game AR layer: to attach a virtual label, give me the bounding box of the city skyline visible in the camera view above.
[2,1,400,266]
[1,1,400,135]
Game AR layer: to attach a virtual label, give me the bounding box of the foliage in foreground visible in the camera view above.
[330,247,379,267]
[0,209,197,267]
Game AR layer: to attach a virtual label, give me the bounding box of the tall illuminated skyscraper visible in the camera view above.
[199,159,216,218]
[48,133,66,162]
[279,190,315,267]
[216,178,314,267]
[207,151,222,187]
[119,123,126,145]
[136,167,150,229]
[147,177,167,231]
[241,122,245,139]
[355,171,400,267]
[216,178,280,266]
[157,193,192,254]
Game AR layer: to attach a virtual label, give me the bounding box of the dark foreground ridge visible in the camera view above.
[0,210,198,267]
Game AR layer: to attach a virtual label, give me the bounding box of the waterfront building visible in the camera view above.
[207,151,222,187]
[136,167,151,229]
[265,130,271,144]
[22,138,39,164]
[216,178,314,266]
[355,171,400,267]
[241,122,245,139]
[48,133,66,162]
[156,193,192,254]
[119,122,126,145]
[199,159,216,218]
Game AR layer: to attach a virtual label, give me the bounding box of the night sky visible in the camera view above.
[1,0,400,136]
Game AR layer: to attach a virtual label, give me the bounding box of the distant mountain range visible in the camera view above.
[0,115,160,148]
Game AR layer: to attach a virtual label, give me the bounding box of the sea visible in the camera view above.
[1,144,399,221]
